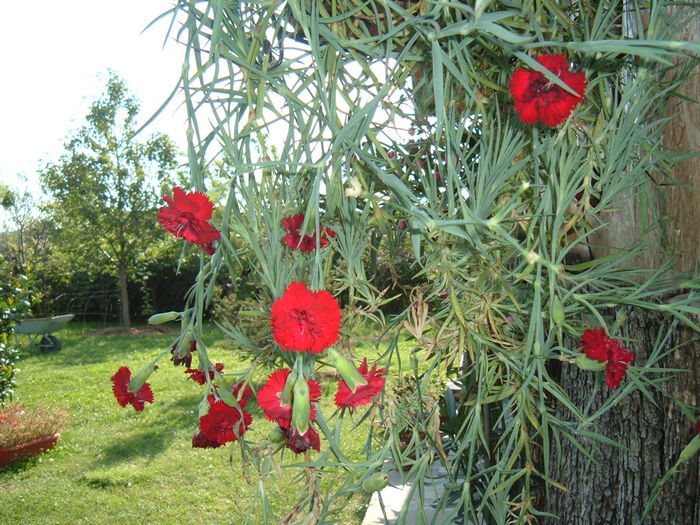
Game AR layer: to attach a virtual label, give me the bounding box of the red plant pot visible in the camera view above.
[0,433,60,466]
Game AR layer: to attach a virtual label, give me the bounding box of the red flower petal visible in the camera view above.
[335,358,386,408]
[579,328,634,389]
[192,431,221,448]
[110,366,154,412]
[270,282,341,353]
[509,69,534,100]
[230,382,254,408]
[198,395,252,446]
[605,339,635,389]
[580,328,609,362]
[257,368,320,423]
[185,363,225,385]
[281,213,334,252]
[282,213,305,232]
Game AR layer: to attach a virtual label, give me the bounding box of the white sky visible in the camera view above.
[0,0,187,198]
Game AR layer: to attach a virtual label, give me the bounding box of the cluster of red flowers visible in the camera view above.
[113,191,386,455]
[258,282,386,454]
[510,53,587,127]
[281,213,335,252]
[579,328,635,389]
[158,187,221,255]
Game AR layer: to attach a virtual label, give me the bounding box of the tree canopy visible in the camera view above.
[40,72,181,327]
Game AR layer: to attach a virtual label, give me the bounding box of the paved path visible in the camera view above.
[361,461,467,525]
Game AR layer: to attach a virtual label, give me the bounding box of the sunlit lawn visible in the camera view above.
[0,322,384,525]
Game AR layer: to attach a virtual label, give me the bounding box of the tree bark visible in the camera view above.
[118,261,131,328]
[545,310,699,524]
[545,5,700,523]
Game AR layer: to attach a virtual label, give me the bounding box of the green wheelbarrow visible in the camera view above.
[14,314,75,352]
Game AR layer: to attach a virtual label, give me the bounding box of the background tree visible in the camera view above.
[40,72,181,327]
[0,179,53,273]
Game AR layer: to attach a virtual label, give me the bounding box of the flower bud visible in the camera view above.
[291,375,311,434]
[362,473,389,493]
[269,426,287,444]
[148,311,180,325]
[217,381,246,410]
[551,296,565,325]
[128,362,157,393]
[678,435,700,463]
[197,396,211,419]
[327,348,367,392]
[575,354,606,371]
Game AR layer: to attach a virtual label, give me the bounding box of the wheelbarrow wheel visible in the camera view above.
[39,335,62,352]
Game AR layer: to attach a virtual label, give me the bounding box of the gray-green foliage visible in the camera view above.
[154,1,699,522]
[40,72,181,327]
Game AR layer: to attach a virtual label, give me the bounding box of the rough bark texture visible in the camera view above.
[544,6,699,523]
[545,310,699,524]
[660,7,700,274]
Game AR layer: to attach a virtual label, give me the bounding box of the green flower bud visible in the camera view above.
[678,435,700,463]
[281,368,298,406]
[575,354,606,371]
[291,375,311,434]
[128,362,157,393]
[327,348,367,392]
[269,426,286,444]
[197,396,210,419]
[148,311,180,325]
[551,296,565,325]
[362,473,389,493]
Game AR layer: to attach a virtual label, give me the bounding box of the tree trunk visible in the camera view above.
[545,5,700,522]
[118,262,131,328]
[545,310,699,524]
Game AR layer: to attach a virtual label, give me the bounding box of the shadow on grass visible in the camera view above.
[0,454,42,474]
[92,394,198,468]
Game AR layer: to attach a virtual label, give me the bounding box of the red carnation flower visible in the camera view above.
[279,420,321,454]
[510,53,587,126]
[158,187,221,254]
[270,282,341,353]
[198,395,252,446]
[257,368,321,423]
[335,359,386,408]
[111,366,154,412]
[185,362,225,385]
[281,213,335,252]
[579,328,635,389]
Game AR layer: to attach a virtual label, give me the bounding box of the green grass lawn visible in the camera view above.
[0,322,378,525]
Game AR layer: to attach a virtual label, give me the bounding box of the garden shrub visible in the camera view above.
[0,262,31,404]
